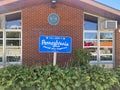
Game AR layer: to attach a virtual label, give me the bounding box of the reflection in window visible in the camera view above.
[6,48,21,55]
[84,40,97,46]
[6,40,21,46]
[100,55,112,61]
[100,48,112,54]
[85,48,97,55]
[84,14,98,30]
[6,32,21,38]
[100,40,112,46]
[0,20,2,29]
[91,55,97,61]
[7,56,20,62]
[0,57,2,62]
[0,40,3,46]
[100,32,113,39]
[6,20,21,29]
[0,32,3,38]
[6,12,21,29]
[84,32,97,39]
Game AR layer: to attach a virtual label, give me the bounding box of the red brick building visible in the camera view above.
[0,0,120,68]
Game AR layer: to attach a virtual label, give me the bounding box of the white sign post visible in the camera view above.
[53,52,57,66]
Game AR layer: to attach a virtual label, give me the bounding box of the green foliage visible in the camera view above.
[115,66,120,82]
[114,66,120,90]
[73,48,91,66]
[80,65,120,90]
[0,65,119,90]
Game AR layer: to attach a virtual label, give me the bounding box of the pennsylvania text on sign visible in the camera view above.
[39,36,72,53]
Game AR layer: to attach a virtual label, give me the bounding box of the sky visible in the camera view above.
[95,0,120,10]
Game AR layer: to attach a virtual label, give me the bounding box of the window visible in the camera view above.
[0,12,22,65]
[6,32,21,57]
[6,32,21,38]
[7,56,21,62]
[6,12,21,30]
[84,32,97,39]
[84,14,98,62]
[0,40,3,46]
[100,32,113,62]
[84,14,114,64]
[0,20,2,29]
[6,40,21,46]
[100,32,112,39]
[84,14,98,30]
[0,32,3,63]
[0,56,2,62]
[84,32,97,47]
[6,48,21,55]
[5,12,22,64]
[5,12,22,62]
[0,32,3,38]
[0,32,3,46]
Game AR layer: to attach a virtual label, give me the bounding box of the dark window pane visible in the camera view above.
[91,55,97,61]
[0,32,3,38]
[6,32,21,38]
[0,40,3,46]
[0,57,2,62]
[84,14,98,30]
[100,32,113,39]
[7,56,20,62]
[100,55,112,61]
[6,40,21,46]
[84,32,97,39]
[0,20,2,29]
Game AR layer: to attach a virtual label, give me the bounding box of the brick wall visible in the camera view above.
[115,25,120,67]
[22,3,83,66]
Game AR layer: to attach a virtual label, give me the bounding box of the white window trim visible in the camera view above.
[0,11,22,66]
[83,13,115,65]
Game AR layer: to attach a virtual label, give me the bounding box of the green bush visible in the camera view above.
[73,48,91,66]
[115,66,120,82]
[80,65,120,90]
[114,66,120,90]
[0,65,119,90]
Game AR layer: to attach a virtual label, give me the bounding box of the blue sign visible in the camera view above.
[39,36,72,53]
[48,13,60,25]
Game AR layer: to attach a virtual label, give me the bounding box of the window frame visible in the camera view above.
[83,13,115,65]
[0,11,22,66]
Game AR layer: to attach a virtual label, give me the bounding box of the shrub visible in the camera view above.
[73,48,91,66]
[0,65,28,89]
[0,65,119,90]
[80,65,120,90]
[114,66,120,90]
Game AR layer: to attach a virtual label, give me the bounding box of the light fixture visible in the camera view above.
[51,0,57,8]
[51,0,57,4]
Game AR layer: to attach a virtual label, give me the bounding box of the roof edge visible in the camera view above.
[80,0,120,16]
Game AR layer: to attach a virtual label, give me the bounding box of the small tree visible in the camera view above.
[73,48,91,67]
